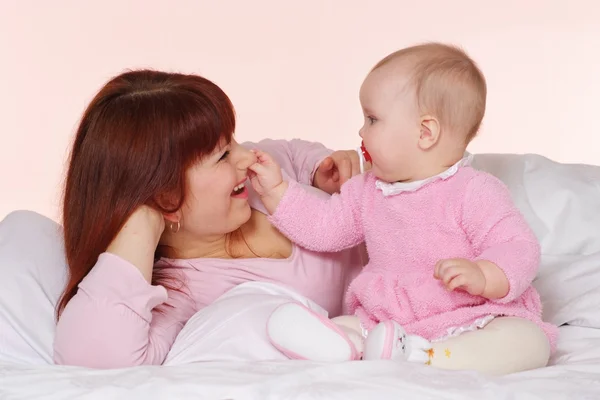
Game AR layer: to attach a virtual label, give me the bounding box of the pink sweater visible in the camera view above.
[53,139,365,368]
[269,167,559,349]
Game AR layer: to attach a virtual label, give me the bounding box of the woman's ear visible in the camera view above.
[162,212,179,224]
[154,191,182,223]
[418,115,441,150]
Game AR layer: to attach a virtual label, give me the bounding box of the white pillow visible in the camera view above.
[0,210,67,365]
[472,154,600,328]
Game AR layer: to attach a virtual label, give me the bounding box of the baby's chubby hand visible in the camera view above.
[248,149,289,214]
[434,258,486,296]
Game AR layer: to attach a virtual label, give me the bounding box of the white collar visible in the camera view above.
[375,153,473,197]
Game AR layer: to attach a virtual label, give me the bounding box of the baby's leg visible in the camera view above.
[331,315,365,355]
[362,320,431,362]
[428,317,550,375]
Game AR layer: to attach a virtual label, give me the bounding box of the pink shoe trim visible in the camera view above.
[381,320,394,359]
[270,339,309,360]
[266,302,359,361]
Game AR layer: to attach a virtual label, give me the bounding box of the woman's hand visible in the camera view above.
[106,205,166,282]
[313,150,363,194]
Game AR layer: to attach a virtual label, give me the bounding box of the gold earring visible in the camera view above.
[169,220,181,234]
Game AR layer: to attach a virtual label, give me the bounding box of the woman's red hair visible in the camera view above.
[57,70,235,318]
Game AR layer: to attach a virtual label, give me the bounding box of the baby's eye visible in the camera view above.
[367,116,376,124]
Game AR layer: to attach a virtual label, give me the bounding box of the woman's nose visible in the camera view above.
[236,147,257,170]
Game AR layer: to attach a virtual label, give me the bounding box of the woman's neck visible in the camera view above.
[160,233,229,259]
[159,215,260,260]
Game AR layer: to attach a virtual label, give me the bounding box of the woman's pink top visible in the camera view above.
[53,139,365,368]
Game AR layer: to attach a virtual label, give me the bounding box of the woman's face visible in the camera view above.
[179,138,257,239]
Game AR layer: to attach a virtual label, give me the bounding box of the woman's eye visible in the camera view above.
[219,150,230,161]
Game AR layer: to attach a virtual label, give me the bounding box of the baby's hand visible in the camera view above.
[248,149,288,213]
[434,258,486,296]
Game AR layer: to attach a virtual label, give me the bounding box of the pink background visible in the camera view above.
[1,0,598,221]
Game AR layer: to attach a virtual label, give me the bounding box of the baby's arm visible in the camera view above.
[461,173,541,303]
[243,139,332,186]
[249,150,365,252]
[245,138,361,194]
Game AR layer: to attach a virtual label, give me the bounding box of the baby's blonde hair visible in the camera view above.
[373,43,486,143]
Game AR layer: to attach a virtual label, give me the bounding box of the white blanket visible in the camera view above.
[1,325,599,399]
[165,282,328,365]
[2,282,600,399]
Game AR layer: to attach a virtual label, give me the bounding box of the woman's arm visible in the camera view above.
[54,254,195,368]
[54,207,195,368]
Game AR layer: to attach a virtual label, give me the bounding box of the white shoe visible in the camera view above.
[266,302,360,362]
[363,320,431,363]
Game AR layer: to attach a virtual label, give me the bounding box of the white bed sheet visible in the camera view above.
[1,325,599,400]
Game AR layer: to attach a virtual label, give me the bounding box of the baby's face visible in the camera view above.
[359,66,421,182]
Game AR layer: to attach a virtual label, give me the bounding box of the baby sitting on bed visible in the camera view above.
[249,42,558,374]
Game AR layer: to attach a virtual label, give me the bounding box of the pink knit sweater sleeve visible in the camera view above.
[461,172,541,304]
[268,175,366,252]
[53,253,196,368]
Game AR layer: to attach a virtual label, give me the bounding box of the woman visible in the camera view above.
[53,69,365,368]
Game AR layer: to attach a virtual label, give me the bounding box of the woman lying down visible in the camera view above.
[53,52,556,375]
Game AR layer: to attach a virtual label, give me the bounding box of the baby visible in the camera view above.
[249,43,558,373]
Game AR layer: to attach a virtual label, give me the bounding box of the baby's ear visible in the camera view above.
[419,115,441,150]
